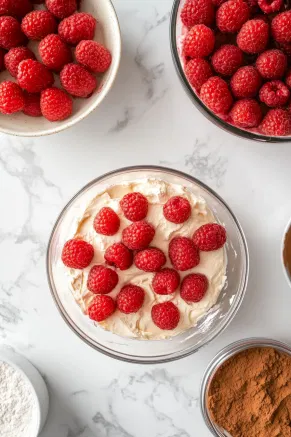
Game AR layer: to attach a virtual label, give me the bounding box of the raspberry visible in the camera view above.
[169,237,200,271]
[88,295,116,322]
[46,0,77,20]
[285,69,291,89]
[58,12,96,46]
[279,42,291,60]
[41,87,73,121]
[0,16,26,49]
[200,76,233,115]
[117,284,145,314]
[216,0,250,33]
[60,63,97,98]
[21,11,57,41]
[185,58,212,92]
[122,221,155,250]
[104,243,133,271]
[0,0,32,19]
[256,50,287,79]
[258,0,282,13]
[237,19,269,54]
[230,66,262,98]
[134,248,166,272]
[4,47,35,78]
[0,81,24,114]
[212,0,227,7]
[152,268,180,295]
[211,45,243,76]
[18,59,54,93]
[163,196,191,224]
[180,273,208,303]
[230,99,262,128]
[151,302,180,330]
[61,239,94,269]
[0,47,4,71]
[259,81,290,107]
[23,92,41,117]
[87,265,118,295]
[76,40,112,73]
[39,34,72,72]
[180,0,214,27]
[120,192,148,222]
[193,223,226,251]
[93,207,120,236]
[259,108,291,136]
[272,11,291,44]
[183,25,215,58]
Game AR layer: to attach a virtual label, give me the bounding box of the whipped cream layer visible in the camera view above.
[64,178,227,340]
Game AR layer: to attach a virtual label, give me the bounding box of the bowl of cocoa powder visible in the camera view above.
[201,338,291,437]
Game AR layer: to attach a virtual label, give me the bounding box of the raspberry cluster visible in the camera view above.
[62,191,227,331]
[181,0,291,136]
[0,0,112,121]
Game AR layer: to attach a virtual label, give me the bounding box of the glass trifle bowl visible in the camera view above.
[47,166,249,364]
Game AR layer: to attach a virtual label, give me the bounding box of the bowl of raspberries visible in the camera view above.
[171,0,291,141]
[0,0,121,136]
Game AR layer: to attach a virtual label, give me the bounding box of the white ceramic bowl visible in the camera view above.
[282,218,291,287]
[0,0,121,137]
[0,348,49,436]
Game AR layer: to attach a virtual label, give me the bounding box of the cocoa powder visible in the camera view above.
[207,347,291,437]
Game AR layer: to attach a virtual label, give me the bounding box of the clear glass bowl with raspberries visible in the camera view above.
[171,0,291,141]
[47,166,249,364]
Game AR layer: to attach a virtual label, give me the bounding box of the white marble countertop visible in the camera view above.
[1,0,291,436]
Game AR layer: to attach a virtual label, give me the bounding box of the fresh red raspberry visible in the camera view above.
[163,196,191,224]
[184,58,212,92]
[58,12,96,46]
[230,99,262,128]
[41,87,73,121]
[216,0,250,33]
[104,243,133,271]
[183,24,215,58]
[0,16,26,49]
[259,81,290,107]
[18,59,54,93]
[0,47,4,71]
[258,0,282,13]
[272,11,291,44]
[152,268,180,295]
[193,223,226,251]
[93,207,120,236]
[76,40,112,73]
[134,248,166,272]
[21,11,57,41]
[256,49,287,80]
[122,221,155,250]
[0,81,24,114]
[4,47,35,78]
[285,69,291,89]
[169,237,200,271]
[230,66,262,98]
[117,284,145,314]
[211,45,243,76]
[212,0,227,7]
[259,108,291,136]
[279,42,291,61]
[151,302,180,330]
[23,92,41,117]
[88,295,116,322]
[180,0,214,27]
[87,265,118,295]
[39,34,72,72]
[180,273,208,303]
[200,76,233,115]
[60,63,97,98]
[0,0,32,19]
[120,192,148,222]
[61,239,94,269]
[237,19,269,54]
[46,0,77,20]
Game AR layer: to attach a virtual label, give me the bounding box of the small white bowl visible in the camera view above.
[282,218,291,287]
[0,0,121,137]
[0,348,49,436]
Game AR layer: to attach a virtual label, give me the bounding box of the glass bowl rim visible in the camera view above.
[46,165,249,364]
[170,0,290,143]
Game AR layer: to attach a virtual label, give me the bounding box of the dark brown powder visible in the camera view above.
[207,347,291,437]
[283,226,291,279]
